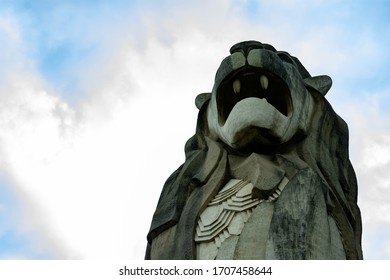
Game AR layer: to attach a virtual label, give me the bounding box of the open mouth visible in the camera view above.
[217,67,292,125]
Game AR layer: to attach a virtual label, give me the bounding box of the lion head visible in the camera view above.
[198,40,332,151]
[147,41,362,260]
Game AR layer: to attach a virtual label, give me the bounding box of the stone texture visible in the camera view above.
[195,179,261,258]
[234,202,274,259]
[146,40,363,260]
[216,236,240,260]
[266,168,335,259]
[150,224,177,260]
[197,240,218,260]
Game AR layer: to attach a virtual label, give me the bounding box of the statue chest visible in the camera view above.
[195,177,288,259]
[149,153,346,260]
[193,154,345,260]
[195,153,288,259]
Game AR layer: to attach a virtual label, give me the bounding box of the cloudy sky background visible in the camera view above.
[0,0,389,259]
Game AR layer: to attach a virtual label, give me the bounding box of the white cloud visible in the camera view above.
[330,92,390,259]
[0,18,233,258]
[0,12,20,41]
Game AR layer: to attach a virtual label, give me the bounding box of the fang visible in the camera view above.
[233,79,241,94]
[260,75,269,90]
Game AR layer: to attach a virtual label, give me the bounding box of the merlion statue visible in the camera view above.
[145,40,363,260]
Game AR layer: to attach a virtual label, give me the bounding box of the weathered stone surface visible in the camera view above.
[234,202,274,259]
[195,179,261,259]
[216,235,240,260]
[267,168,336,259]
[229,153,285,197]
[149,224,177,260]
[196,240,218,260]
[146,40,363,260]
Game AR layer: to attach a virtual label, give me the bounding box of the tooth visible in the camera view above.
[260,75,268,90]
[233,79,241,94]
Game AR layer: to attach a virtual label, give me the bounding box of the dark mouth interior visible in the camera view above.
[217,68,292,125]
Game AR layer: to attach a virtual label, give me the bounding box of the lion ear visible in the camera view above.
[304,75,332,96]
[195,92,211,109]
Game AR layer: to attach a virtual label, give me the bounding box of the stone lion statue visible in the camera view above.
[146,41,363,260]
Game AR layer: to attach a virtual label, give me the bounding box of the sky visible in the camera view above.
[0,0,389,260]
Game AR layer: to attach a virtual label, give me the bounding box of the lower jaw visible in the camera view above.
[218,98,289,147]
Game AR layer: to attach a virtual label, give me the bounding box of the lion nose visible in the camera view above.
[229,40,277,56]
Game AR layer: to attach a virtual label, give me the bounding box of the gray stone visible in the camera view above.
[234,202,274,259]
[194,179,261,257]
[146,40,363,260]
[216,235,240,260]
[197,240,219,260]
[266,168,335,259]
[150,224,177,260]
[227,210,245,235]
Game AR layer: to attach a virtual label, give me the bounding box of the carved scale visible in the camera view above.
[195,177,289,259]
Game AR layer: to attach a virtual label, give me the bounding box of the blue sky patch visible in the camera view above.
[0,178,55,259]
